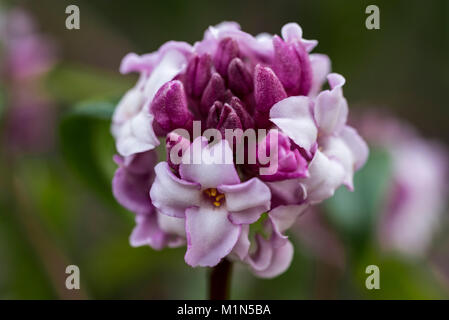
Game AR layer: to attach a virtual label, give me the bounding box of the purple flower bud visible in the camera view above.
[185,54,212,99]
[258,130,308,181]
[166,131,191,171]
[272,35,302,96]
[227,57,253,97]
[254,64,287,128]
[150,80,193,136]
[206,101,242,135]
[294,42,312,96]
[213,38,239,77]
[200,72,226,116]
[229,96,254,129]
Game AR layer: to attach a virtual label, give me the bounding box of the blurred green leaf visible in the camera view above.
[354,249,446,299]
[46,63,134,104]
[59,101,118,208]
[324,148,392,243]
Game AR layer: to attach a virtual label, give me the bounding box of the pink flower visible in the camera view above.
[237,204,307,278]
[250,130,309,182]
[111,22,329,158]
[357,113,448,256]
[150,138,271,267]
[269,73,368,205]
[111,43,193,157]
[1,9,56,80]
[110,21,369,277]
[112,151,185,249]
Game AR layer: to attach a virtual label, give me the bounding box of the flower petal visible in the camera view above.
[150,162,201,218]
[130,213,166,250]
[184,206,240,267]
[252,240,294,278]
[309,54,331,97]
[269,204,309,234]
[143,49,188,101]
[246,234,273,271]
[339,125,369,171]
[270,96,318,151]
[112,166,151,214]
[314,73,348,136]
[300,150,346,204]
[219,178,271,225]
[179,138,240,188]
[230,225,251,260]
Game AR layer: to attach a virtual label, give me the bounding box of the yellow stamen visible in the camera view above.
[215,194,225,201]
[213,201,221,207]
[210,188,217,197]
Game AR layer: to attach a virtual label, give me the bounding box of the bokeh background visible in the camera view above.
[0,0,448,299]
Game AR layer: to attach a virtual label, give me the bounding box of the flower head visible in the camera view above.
[111,21,368,277]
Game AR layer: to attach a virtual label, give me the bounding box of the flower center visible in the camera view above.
[203,188,225,207]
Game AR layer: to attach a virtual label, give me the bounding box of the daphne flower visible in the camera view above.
[1,8,56,153]
[269,73,368,205]
[112,151,185,249]
[111,43,193,157]
[357,113,448,256]
[110,21,369,280]
[150,138,271,267]
[238,204,307,278]
[250,129,308,182]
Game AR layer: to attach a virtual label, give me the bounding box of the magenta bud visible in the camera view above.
[272,35,302,96]
[258,130,308,181]
[254,64,287,128]
[206,101,224,129]
[185,54,212,98]
[227,57,253,97]
[206,101,242,135]
[213,37,239,77]
[200,72,226,116]
[217,103,242,135]
[229,96,254,129]
[150,80,193,136]
[293,42,312,96]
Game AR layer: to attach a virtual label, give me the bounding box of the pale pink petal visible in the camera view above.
[252,240,294,278]
[314,73,348,136]
[150,162,201,218]
[219,178,271,225]
[309,54,331,97]
[269,96,318,151]
[230,225,251,260]
[300,150,346,204]
[115,110,160,157]
[184,206,240,267]
[246,234,273,271]
[339,125,369,171]
[179,138,240,188]
[270,204,309,234]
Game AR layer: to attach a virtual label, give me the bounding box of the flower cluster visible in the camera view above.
[357,112,448,256]
[112,22,368,277]
[0,8,56,153]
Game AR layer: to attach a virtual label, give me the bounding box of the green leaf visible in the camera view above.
[59,101,118,207]
[46,63,135,104]
[354,249,446,299]
[324,148,392,242]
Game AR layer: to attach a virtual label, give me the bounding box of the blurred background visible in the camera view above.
[0,0,448,299]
